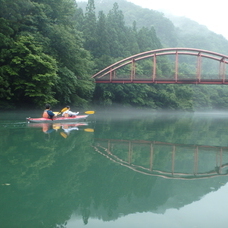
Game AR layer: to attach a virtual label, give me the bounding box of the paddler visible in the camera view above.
[62,106,79,117]
[42,104,56,119]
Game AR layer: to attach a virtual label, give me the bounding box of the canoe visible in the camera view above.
[26,115,88,123]
[27,122,88,128]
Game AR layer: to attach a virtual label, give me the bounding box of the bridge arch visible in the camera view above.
[93,138,228,180]
[92,48,228,84]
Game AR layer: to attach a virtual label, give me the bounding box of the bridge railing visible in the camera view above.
[93,138,228,180]
[92,48,228,84]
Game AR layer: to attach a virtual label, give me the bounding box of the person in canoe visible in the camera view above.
[62,106,79,117]
[43,104,56,119]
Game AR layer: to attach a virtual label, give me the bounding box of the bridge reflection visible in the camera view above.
[93,139,228,180]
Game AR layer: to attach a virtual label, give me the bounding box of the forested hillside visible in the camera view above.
[1,0,228,110]
[167,15,228,55]
[0,0,95,108]
[78,0,228,53]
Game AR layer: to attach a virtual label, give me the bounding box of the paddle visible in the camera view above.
[60,128,94,138]
[53,107,69,116]
[84,111,95,114]
[84,128,94,132]
[53,112,61,115]
[60,132,68,138]
[53,110,95,115]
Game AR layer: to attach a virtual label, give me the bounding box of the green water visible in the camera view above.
[1,108,228,228]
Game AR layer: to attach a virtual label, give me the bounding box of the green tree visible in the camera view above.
[137,26,162,52]
[126,24,140,55]
[0,35,58,107]
[0,0,95,107]
[95,11,110,58]
[106,3,129,58]
[83,0,97,56]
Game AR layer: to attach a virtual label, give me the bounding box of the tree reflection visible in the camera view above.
[1,112,228,227]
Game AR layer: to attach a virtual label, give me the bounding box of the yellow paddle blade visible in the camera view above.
[53,124,61,130]
[60,132,68,138]
[84,128,94,132]
[61,107,69,113]
[85,111,95,114]
[54,107,69,115]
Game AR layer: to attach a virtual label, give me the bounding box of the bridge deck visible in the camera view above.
[93,48,228,84]
[95,79,228,84]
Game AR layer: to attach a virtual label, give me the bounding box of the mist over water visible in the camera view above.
[0,107,228,228]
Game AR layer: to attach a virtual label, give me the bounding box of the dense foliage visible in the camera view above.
[1,0,228,110]
[0,0,94,108]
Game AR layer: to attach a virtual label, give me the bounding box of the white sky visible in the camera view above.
[77,0,228,39]
[126,0,228,39]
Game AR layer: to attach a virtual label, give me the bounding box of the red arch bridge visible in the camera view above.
[92,48,228,84]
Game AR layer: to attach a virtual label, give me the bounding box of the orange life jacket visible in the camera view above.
[42,123,49,133]
[43,110,49,118]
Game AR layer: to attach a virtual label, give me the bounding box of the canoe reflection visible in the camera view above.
[28,122,90,138]
[93,139,228,180]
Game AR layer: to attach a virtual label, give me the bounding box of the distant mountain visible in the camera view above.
[77,0,228,55]
[165,14,228,55]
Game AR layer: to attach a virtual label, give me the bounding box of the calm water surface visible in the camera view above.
[1,108,228,228]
